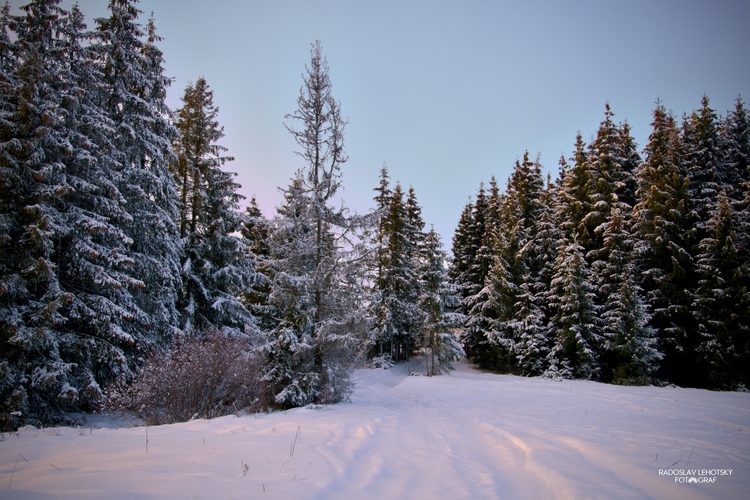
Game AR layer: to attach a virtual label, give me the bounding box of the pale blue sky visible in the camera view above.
[9,0,750,248]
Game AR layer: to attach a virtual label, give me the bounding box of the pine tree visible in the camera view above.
[632,101,695,385]
[0,0,76,425]
[721,97,750,202]
[457,184,494,364]
[546,236,601,380]
[693,190,749,387]
[172,77,254,336]
[264,41,363,406]
[598,207,662,383]
[419,227,464,375]
[603,264,661,385]
[683,95,723,233]
[96,0,182,345]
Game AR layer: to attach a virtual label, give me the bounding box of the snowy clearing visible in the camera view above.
[2,359,749,499]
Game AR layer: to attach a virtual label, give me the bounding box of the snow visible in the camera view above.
[2,359,749,499]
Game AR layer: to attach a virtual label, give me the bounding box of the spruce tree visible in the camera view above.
[449,200,475,312]
[583,104,635,263]
[598,208,662,383]
[603,264,661,385]
[172,77,255,336]
[721,97,750,201]
[0,0,76,425]
[457,184,493,364]
[693,190,749,387]
[376,182,416,361]
[264,41,362,406]
[683,95,723,233]
[632,101,695,385]
[616,121,641,210]
[368,165,392,361]
[556,133,591,244]
[241,197,274,333]
[419,227,464,375]
[96,0,181,346]
[546,236,601,380]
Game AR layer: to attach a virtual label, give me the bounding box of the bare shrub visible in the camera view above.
[105,333,268,425]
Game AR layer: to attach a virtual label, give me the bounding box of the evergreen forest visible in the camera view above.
[1,0,748,430]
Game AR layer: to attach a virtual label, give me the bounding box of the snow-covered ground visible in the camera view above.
[2,359,749,499]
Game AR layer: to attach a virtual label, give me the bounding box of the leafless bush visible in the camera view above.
[105,333,268,425]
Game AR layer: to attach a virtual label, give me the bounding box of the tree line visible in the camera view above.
[2,0,747,431]
[452,99,749,389]
[0,0,461,429]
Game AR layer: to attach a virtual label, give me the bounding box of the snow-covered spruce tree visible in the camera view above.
[583,104,641,269]
[241,196,275,333]
[368,165,392,363]
[1,0,154,425]
[419,227,464,375]
[264,41,364,407]
[598,208,662,384]
[95,1,182,345]
[720,97,749,201]
[500,153,546,370]
[603,264,661,385]
[478,223,520,371]
[631,101,695,386]
[369,182,421,362]
[692,190,749,388]
[545,235,601,380]
[456,183,494,364]
[0,0,77,427]
[512,168,557,376]
[556,133,591,245]
[172,77,256,336]
[52,3,157,410]
[403,185,427,357]
[449,200,474,302]
[682,95,723,236]
[616,121,642,211]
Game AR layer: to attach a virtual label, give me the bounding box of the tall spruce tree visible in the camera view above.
[721,97,750,202]
[95,0,181,345]
[598,207,661,383]
[632,101,695,385]
[458,184,494,364]
[419,227,464,375]
[373,182,416,361]
[0,0,77,426]
[683,95,723,233]
[546,236,601,380]
[693,190,749,387]
[172,77,255,336]
[264,41,363,406]
[484,154,545,372]
[241,197,275,333]
[368,165,392,361]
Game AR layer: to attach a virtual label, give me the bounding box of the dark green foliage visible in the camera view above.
[172,77,255,336]
[453,97,749,389]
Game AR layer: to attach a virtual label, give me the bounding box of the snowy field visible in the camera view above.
[2,359,749,500]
